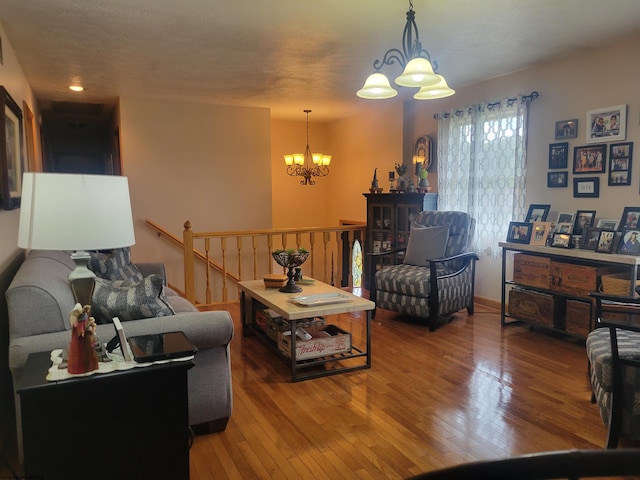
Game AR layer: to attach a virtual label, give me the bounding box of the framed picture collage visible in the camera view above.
[506,204,640,255]
[549,105,634,197]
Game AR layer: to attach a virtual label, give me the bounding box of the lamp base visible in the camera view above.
[69,251,96,307]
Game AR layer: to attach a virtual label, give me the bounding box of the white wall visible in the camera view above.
[271,102,404,229]
[119,97,272,290]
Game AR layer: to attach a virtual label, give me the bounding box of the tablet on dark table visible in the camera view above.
[128,331,197,363]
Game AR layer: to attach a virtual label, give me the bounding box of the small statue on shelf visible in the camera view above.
[67,303,99,374]
[369,168,382,193]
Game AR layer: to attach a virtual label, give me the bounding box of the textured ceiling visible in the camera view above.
[1,0,640,121]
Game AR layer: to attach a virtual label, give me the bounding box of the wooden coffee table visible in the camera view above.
[238,279,375,381]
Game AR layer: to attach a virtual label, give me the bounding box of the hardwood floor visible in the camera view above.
[189,300,611,479]
[0,298,620,479]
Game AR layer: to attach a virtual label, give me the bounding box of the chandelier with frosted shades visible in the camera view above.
[357,1,454,100]
[284,110,331,186]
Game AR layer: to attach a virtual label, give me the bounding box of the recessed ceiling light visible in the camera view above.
[69,85,84,92]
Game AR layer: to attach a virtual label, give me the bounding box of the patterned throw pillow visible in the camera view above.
[91,274,175,324]
[403,223,450,267]
[88,247,144,282]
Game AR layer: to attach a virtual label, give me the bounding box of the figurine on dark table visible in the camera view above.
[67,303,99,374]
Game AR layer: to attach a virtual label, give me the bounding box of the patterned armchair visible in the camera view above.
[586,292,640,448]
[370,210,479,331]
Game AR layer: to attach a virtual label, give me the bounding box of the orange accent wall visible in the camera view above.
[271,102,404,229]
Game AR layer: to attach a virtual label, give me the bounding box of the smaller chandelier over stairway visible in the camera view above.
[284,109,331,186]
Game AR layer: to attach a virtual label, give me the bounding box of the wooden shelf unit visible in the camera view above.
[500,241,640,338]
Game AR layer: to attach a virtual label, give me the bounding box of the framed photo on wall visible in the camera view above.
[573,144,606,174]
[0,86,24,210]
[586,104,627,143]
[573,177,599,198]
[547,171,568,188]
[608,142,633,186]
[414,134,433,171]
[554,119,578,140]
[549,142,569,169]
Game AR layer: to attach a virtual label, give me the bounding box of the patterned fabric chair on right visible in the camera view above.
[586,292,640,448]
[370,210,479,331]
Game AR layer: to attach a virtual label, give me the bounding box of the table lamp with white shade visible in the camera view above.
[18,172,136,307]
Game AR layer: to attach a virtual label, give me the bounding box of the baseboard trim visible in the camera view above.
[474,296,501,311]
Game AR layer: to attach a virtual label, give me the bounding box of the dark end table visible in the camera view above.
[17,351,193,480]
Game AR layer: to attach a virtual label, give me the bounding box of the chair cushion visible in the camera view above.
[91,274,175,324]
[586,327,640,392]
[413,210,473,258]
[88,247,144,282]
[375,262,454,298]
[376,263,433,298]
[403,224,450,267]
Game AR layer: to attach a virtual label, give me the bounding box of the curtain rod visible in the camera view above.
[433,91,539,119]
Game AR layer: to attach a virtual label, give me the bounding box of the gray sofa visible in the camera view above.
[6,249,234,452]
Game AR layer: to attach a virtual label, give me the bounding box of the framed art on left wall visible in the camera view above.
[0,86,24,210]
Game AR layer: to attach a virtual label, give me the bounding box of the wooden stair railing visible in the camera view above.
[146,218,366,308]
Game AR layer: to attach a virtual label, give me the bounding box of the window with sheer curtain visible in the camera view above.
[436,95,533,258]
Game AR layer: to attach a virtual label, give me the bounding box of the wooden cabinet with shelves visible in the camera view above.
[363,192,437,288]
[500,241,640,338]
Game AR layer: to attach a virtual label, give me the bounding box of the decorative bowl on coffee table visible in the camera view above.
[272,249,309,293]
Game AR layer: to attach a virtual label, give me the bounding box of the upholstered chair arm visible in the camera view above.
[427,252,479,332]
[428,252,480,279]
